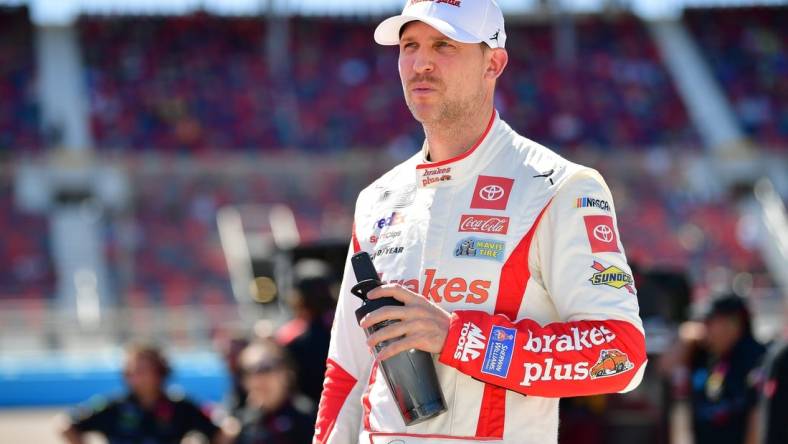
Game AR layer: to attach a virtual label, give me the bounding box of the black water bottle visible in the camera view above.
[350,252,447,426]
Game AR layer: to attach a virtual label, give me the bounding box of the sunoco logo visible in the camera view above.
[454,322,486,362]
[589,261,634,294]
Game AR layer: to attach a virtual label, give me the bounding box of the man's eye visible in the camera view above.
[402,42,417,50]
[436,41,454,49]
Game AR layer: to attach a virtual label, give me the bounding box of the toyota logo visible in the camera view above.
[479,185,505,201]
[593,224,614,243]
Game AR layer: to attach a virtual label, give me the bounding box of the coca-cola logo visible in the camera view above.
[459,215,510,234]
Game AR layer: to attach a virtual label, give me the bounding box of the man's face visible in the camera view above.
[124,354,162,397]
[704,315,742,356]
[398,21,489,125]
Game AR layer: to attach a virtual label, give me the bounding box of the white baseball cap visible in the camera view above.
[374,0,507,49]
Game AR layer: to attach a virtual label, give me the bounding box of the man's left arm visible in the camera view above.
[437,170,647,397]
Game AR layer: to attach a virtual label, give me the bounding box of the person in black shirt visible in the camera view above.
[276,266,336,405]
[232,338,314,444]
[59,343,229,444]
[760,339,788,444]
[687,294,766,444]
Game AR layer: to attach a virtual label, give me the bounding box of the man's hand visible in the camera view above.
[359,283,451,361]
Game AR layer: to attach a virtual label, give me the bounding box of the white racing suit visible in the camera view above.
[314,111,647,444]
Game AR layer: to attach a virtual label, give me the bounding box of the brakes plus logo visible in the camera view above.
[420,166,452,187]
[589,261,635,294]
[458,215,509,235]
[410,0,461,6]
[583,215,619,253]
[470,176,514,210]
[454,322,486,362]
[590,349,634,379]
[520,325,617,387]
[386,268,491,304]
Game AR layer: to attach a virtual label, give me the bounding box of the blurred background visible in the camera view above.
[0,0,786,443]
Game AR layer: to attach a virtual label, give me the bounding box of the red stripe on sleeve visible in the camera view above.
[314,359,357,444]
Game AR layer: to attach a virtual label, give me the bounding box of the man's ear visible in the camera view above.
[485,48,508,80]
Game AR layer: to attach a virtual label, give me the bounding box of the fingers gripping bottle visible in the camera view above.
[350,252,447,426]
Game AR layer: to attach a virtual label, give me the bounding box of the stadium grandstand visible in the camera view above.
[0,0,786,442]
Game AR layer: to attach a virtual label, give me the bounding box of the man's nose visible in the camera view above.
[412,49,434,74]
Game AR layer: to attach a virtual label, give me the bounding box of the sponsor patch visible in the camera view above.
[371,245,403,259]
[458,215,509,234]
[590,261,635,294]
[583,215,620,253]
[576,197,610,212]
[369,230,401,245]
[454,237,505,262]
[386,269,491,304]
[590,349,634,379]
[373,212,404,230]
[454,322,486,362]
[420,166,453,187]
[482,326,516,378]
[470,176,514,210]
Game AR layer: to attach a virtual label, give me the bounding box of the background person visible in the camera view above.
[276,259,336,405]
[58,342,229,444]
[232,339,314,444]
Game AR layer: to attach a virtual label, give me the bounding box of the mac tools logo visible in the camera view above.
[470,176,514,210]
[453,322,486,362]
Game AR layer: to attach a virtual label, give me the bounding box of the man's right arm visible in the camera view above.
[313,225,373,444]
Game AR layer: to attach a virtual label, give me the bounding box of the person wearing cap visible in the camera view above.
[314,1,646,443]
[662,294,766,444]
[232,339,315,444]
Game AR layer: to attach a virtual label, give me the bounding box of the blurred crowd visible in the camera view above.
[78,13,699,152]
[0,8,40,152]
[1,7,786,152]
[57,261,337,444]
[52,265,788,444]
[656,294,788,444]
[686,7,788,149]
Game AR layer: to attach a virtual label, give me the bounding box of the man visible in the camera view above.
[59,343,230,444]
[233,339,315,444]
[683,294,766,444]
[276,263,336,404]
[314,1,646,443]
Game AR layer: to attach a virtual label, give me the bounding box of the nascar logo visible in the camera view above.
[576,197,610,212]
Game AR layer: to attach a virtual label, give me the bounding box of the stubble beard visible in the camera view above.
[405,86,486,137]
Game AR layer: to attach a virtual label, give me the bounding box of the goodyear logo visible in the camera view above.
[589,261,634,294]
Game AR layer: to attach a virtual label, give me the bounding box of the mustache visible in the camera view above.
[407,75,442,87]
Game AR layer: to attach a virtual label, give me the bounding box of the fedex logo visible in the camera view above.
[387,268,491,304]
[454,322,486,362]
[374,212,404,230]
